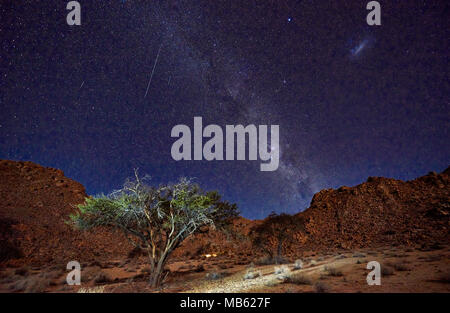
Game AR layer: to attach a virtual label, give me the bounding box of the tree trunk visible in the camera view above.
[149,251,170,287]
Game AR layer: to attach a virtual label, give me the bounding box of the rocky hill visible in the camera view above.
[0,160,131,266]
[295,168,450,250]
[0,159,448,267]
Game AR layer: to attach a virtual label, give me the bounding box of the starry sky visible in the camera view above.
[1,1,448,219]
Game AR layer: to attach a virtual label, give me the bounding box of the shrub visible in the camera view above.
[274,265,289,275]
[274,265,290,281]
[285,274,312,285]
[293,259,303,270]
[243,269,261,280]
[205,272,225,280]
[309,260,317,266]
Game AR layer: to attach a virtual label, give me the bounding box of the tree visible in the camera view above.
[69,170,238,287]
[250,212,304,263]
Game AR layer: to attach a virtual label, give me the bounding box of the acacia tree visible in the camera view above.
[69,170,238,287]
[250,212,304,263]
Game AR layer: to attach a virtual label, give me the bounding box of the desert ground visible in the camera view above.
[1,244,449,293]
[1,160,448,293]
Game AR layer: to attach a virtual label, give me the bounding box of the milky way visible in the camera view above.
[1,1,448,218]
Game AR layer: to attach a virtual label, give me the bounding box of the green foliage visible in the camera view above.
[68,170,238,287]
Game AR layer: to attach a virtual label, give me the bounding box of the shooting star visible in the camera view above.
[350,39,370,57]
[79,81,84,89]
[144,44,162,98]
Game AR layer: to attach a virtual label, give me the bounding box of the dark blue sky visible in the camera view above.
[1,1,448,219]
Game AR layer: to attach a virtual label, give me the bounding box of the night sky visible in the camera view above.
[1,1,448,219]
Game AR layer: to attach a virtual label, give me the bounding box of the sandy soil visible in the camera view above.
[1,244,449,293]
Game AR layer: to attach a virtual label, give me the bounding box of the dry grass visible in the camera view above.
[284,274,313,285]
[78,286,105,293]
[205,272,226,280]
[243,269,261,280]
[293,259,303,270]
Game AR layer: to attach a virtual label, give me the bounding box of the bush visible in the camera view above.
[285,274,312,285]
[274,265,289,275]
[274,265,290,281]
[293,259,303,270]
[243,269,261,280]
[205,272,225,280]
[309,260,317,266]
